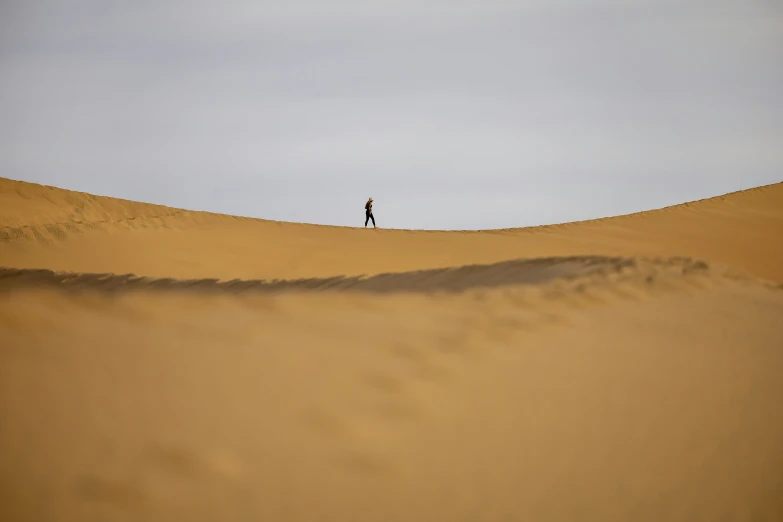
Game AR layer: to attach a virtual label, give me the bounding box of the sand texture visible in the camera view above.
[1,177,783,521]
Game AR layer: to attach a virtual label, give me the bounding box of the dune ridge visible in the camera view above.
[2,176,780,233]
[2,256,756,296]
[2,177,783,282]
[3,264,782,522]
[2,176,783,522]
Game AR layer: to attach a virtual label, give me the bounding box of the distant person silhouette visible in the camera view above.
[364,197,376,228]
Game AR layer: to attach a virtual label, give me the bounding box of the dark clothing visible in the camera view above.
[364,200,375,227]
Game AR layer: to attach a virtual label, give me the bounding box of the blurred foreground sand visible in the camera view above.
[1,177,782,521]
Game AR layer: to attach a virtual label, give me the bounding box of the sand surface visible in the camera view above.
[1,177,782,521]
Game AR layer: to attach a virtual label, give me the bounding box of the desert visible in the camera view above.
[1,177,782,521]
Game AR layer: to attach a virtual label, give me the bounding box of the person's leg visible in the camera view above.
[370,213,376,227]
[365,211,370,227]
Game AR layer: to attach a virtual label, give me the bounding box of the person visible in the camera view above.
[364,197,376,228]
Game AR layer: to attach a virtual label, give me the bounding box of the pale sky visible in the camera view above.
[1,0,781,229]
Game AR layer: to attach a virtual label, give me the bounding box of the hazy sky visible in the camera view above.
[1,1,781,229]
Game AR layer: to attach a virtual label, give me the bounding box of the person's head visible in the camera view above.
[368,197,373,202]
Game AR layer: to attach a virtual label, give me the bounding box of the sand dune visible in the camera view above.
[1,256,742,295]
[3,177,783,282]
[1,177,783,522]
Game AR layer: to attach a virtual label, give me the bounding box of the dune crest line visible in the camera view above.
[3,178,783,282]
[0,255,762,296]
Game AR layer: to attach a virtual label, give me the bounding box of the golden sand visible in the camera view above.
[1,177,782,521]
